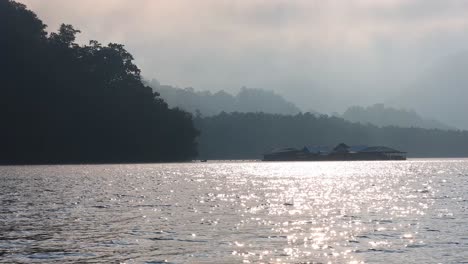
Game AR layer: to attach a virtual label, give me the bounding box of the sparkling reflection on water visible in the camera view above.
[1,160,467,263]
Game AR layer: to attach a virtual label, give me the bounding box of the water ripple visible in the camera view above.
[0,160,468,263]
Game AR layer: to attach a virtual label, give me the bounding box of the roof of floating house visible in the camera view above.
[334,143,349,150]
[333,143,351,153]
[267,147,300,154]
[267,144,405,155]
[303,146,332,155]
[358,146,406,153]
[303,145,404,154]
[349,145,368,153]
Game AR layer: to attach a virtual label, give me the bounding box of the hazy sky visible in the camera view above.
[19,0,468,122]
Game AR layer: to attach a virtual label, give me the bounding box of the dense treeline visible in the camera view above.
[195,112,468,159]
[0,1,198,164]
[149,79,301,116]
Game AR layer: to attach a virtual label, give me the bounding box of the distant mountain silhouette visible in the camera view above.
[342,104,455,130]
[148,79,302,116]
[391,52,468,130]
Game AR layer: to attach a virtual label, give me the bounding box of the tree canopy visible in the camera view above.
[0,0,198,164]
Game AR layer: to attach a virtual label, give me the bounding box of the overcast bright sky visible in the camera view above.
[18,0,468,125]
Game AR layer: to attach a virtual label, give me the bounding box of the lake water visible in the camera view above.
[1,159,467,263]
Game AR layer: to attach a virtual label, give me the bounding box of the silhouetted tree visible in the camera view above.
[0,0,198,164]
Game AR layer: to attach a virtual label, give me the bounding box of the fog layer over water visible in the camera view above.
[18,0,468,129]
[1,160,467,263]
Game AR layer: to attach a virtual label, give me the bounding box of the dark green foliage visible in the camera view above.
[195,112,468,159]
[0,0,198,164]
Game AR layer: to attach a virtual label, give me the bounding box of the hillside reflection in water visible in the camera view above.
[1,160,467,263]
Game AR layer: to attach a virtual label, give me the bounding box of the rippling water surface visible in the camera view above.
[1,159,468,263]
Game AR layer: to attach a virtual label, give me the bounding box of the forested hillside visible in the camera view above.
[195,112,468,159]
[0,0,198,164]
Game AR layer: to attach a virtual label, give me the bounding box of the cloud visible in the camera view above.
[17,0,468,116]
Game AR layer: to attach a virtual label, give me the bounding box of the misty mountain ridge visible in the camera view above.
[148,79,302,116]
[148,79,456,131]
[342,104,456,131]
[390,51,468,130]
